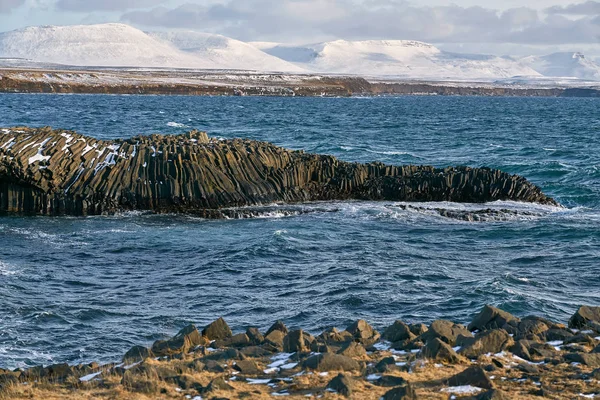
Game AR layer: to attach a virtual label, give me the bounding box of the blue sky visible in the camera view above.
[1,0,599,56]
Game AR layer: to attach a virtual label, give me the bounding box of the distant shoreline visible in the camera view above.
[2,67,600,98]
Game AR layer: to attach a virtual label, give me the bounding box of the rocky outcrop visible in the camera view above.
[0,127,557,216]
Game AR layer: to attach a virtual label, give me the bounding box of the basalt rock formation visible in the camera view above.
[0,127,557,216]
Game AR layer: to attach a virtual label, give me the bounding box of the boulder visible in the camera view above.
[544,328,574,342]
[374,375,407,387]
[569,306,600,329]
[445,366,494,390]
[410,323,428,336]
[202,318,232,341]
[459,329,512,359]
[233,360,261,375]
[123,346,154,363]
[205,377,234,392]
[283,329,308,353]
[382,383,417,400]
[152,324,205,356]
[337,341,367,358]
[319,327,354,344]
[515,318,549,339]
[468,305,519,332]
[45,363,74,381]
[326,373,354,397]
[383,320,414,343]
[564,353,600,368]
[264,330,286,350]
[419,337,460,363]
[346,320,381,346]
[374,356,396,373]
[213,333,251,348]
[421,320,472,346]
[246,327,264,344]
[265,320,288,336]
[301,353,361,372]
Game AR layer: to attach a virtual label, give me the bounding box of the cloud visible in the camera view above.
[0,0,26,13]
[55,0,168,12]
[121,0,600,45]
[546,1,600,15]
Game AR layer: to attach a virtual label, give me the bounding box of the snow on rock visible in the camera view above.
[149,31,304,73]
[253,40,541,80]
[520,52,600,81]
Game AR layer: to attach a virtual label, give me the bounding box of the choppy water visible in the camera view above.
[1,94,599,370]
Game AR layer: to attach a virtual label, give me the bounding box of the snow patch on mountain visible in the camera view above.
[150,32,304,73]
[520,52,600,81]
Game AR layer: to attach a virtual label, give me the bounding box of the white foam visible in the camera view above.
[167,122,187,128]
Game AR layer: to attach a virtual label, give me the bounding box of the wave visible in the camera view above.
[166,122,187,128]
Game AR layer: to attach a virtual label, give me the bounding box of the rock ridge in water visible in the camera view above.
[0,127,557,216]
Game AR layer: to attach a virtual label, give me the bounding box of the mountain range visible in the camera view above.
[1,23,599,81]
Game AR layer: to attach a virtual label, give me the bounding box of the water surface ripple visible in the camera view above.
[0,95,599,369]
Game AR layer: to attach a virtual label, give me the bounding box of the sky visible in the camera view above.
[1,0,599,56]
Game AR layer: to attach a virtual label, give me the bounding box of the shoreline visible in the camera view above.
[1,305,599,399]
[2,68,600,98]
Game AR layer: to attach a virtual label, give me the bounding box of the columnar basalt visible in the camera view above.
[0,127,557,216]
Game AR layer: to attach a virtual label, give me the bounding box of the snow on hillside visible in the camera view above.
[254,40,541,80]
[149,32,304,73]
[520,52,600,81]
[0,24,209,69]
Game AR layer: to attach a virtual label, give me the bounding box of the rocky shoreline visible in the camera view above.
[1,68,600,97]
[0,127,556,216]
[1,305,599,399]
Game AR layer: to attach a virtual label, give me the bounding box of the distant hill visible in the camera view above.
[252,40,541,80]
[520,52,600,81]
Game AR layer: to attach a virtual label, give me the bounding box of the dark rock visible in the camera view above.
[565,333,597,346]
[374,357,396,373]
[593,344,600,353]
[301,353,361,372]
[204,360,226,373]
[203,318,233,341]
[203,348,244,362]
[152,324,205,356]
[206,377,234,392]
[337,341,367,358]
[510,340,532,361]
[421,320,472,346]
[383,321,414,343]
[382,383,417,400]
[264,330,285,350]
[246,327,264,345]
[516,318,549,339]
[492,358,504,368]
[0,129,556,217]
[233,360,261,375]
[409,323,428,336]
[459,329,512,359]
[240,346,273,358]
[169,374,204,391]
[123,345,154,363]
[346,320,381,346]
[374,375,407,387]
[419,337,460,363]
[569,306,600,329]
[591,368,600,379]
[476,389,511,400]
[468,305,519,332]
[564,353,600,367]
[445,366,494,390]
[265,321,288,337]
[517,362,539,374]
[283,329,308,353]
[544,328,574,342]
[213,333,251,349]
[318,327,355,344]
[326,373,353,397]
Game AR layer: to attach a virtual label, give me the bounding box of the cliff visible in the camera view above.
[0,127,556,216]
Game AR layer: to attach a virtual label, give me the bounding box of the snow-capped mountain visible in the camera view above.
[520,52,600,81]
[0,23,302,72]
[149,31,303,73]
[252,40,541,80]
[0,23,206,69]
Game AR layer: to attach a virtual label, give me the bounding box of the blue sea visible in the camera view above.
[0,94,599,369]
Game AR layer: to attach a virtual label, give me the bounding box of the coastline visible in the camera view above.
[2,68,600,98]
[1,305,599,399]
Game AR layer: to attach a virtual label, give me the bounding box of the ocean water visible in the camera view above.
[0,94,599,369]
